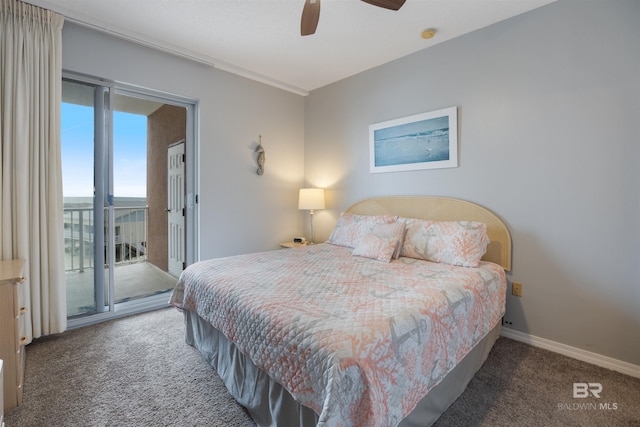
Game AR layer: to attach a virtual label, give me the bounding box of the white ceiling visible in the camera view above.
[25,0,555,96]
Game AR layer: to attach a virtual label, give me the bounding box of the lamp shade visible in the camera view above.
[298,188,325,210]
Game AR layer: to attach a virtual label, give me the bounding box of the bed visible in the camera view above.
[170,196,511,427]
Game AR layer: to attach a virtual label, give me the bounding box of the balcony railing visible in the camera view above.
[64,206,148,273]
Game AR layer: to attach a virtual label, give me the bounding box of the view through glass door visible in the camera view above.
[62,77,187,321]
[62,79,102,317]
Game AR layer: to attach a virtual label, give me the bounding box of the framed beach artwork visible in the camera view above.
[369,106,458,173]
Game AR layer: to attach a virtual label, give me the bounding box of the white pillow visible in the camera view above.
[352,233,398,263]
[399,218,489,267]
[327,212,398,248]
[372,222,406,259]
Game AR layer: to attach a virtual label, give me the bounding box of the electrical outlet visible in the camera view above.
[512,282,523,297]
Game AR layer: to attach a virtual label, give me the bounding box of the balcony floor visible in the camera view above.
[66,262,178,317]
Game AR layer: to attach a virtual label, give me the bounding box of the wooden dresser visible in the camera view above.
[0,359,4,426]
[0,259,26,411]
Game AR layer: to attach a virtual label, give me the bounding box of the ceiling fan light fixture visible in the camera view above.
[301,0,321,36]
[421,29,436,40]
[301,0,405,37]
[361,0,406,10]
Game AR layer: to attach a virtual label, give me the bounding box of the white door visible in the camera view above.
[167,141,185,277]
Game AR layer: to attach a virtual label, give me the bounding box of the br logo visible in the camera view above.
[573,383,602,398]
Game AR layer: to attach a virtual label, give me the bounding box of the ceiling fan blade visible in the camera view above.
[360,0,406,11]
[301,0,321,36]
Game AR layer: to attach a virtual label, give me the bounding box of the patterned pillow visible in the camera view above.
[399,218,489,267]
[372,222,406,259]
[327,213,398,248]
[352,233,398,263]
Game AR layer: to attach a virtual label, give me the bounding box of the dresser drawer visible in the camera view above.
[0,359,4,427]
[15,278,25,317]
[0,284,18,410]
[0,259,26,410]
[16,346,25,403]
[16,281,27,348]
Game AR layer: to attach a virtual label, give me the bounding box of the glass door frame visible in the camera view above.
[64,71,199,329]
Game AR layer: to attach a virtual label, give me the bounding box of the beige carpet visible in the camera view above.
[5,308,640,426]
[6,308,254,427]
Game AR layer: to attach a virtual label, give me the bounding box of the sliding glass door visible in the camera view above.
[62,74,197,326]
[62,79,104,316]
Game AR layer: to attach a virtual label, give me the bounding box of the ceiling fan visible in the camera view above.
[301,0,407,36]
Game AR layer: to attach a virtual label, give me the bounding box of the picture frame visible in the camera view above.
[369,106,458,173]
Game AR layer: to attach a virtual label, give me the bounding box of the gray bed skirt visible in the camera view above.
[184,309,501,427]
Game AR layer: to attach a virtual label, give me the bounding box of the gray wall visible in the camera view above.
[61,22,306,260]
[304,0,640,365]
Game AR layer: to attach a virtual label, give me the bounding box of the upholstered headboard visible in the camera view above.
[345,196,512,271]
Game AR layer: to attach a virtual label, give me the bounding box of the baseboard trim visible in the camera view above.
[500,327,640,379]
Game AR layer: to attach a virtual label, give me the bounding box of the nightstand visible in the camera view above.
[280,241,308,248]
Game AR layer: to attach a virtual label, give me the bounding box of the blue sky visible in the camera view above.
[61,103,147,198]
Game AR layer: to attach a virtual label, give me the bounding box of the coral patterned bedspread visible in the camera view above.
[170,243,506,427]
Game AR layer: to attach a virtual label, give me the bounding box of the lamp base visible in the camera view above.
[309,211,316,244]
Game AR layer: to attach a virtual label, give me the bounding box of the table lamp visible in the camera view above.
[298,188,325,244]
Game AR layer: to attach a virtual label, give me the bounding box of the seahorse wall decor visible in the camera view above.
[256,135,265,175]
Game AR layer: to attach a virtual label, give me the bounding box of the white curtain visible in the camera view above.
[0,0,66,340]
